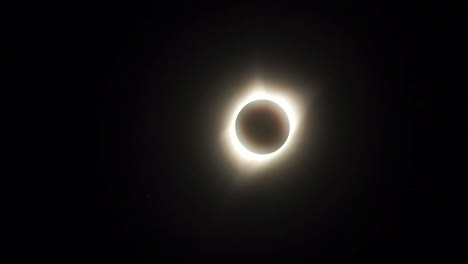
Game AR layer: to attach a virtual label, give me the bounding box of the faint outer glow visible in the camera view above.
[223,82,304,173]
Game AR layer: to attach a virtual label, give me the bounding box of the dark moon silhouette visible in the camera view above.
[235,99,290,154]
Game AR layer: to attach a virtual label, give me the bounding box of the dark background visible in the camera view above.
[2,5,466,262]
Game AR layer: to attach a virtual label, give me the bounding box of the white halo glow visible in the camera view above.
[223,83,303,169]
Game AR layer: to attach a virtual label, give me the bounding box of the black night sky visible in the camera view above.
[2,5,466,262]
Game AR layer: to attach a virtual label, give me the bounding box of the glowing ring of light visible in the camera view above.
[224,85,302,165]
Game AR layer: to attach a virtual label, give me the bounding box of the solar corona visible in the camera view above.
[223,83,303,170]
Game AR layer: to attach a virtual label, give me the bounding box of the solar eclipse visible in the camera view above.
[223,83,304,172]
